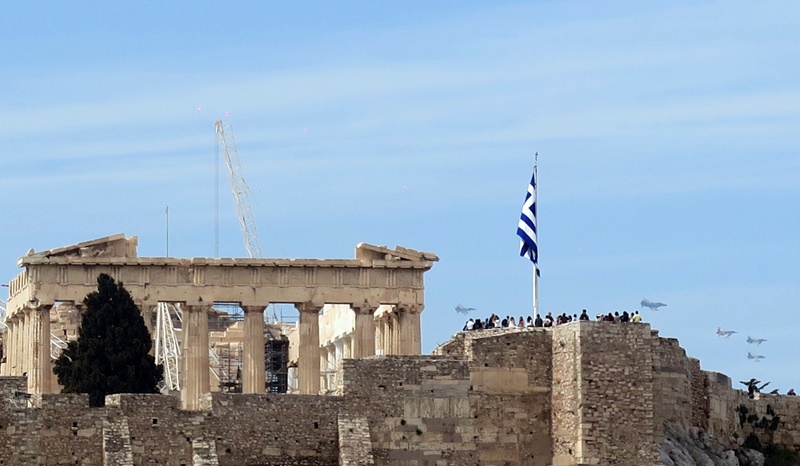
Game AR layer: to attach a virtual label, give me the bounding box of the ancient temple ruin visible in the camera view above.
[1,234,438,409]
[3,235,800,465]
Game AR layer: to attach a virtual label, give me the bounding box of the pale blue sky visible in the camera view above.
[2,1,799,392]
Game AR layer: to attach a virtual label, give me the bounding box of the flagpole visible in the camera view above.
[532,154,539,319]
[516,152,539,320]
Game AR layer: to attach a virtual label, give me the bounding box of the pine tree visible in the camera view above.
[54,273,163,406]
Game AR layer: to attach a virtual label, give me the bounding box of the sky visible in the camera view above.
[1,1,799,393]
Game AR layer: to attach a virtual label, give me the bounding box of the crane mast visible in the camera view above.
[215,120,263,258]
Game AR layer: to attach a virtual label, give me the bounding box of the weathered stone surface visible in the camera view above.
[3,312,800,464]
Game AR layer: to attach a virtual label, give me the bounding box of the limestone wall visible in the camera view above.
[551,322,661,466]
[0,383,342,466]
[551,323,581,466]
[651,335,693,429]
[4,322,800,465]
[341,355,551,466]
[0,391,105,465]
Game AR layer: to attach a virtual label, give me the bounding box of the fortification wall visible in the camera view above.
[0,390,105,465]
[3,324,800,465]
[551,322,581,465]
[109,392,342,466]
[738,394,800,449]
[341,354,551,466]
[551,322,661,466]
[0,381,342,466]
[651,335,693,429]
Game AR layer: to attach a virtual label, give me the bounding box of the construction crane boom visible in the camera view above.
[215,120,263,258]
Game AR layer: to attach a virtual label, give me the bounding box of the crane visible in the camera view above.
[155,120,266,393]
[215,120,263,259]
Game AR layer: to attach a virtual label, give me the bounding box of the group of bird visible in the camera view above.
[715,327,768,362]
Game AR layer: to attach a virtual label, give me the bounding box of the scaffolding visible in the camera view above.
[265,330,289,393]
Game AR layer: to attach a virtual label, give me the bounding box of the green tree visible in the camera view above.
[54,273,163,406]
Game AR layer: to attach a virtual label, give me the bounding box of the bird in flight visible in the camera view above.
[641,299,667,311]
[746,336,767,345]
[716,327,737,338]
[455,304,476,315]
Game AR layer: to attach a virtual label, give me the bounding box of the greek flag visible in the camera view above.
[517,165,539,274]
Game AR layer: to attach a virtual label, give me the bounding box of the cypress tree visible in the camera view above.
[54,273,163,406]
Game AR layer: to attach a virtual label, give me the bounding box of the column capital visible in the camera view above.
[184,304,214,313]
[242,305,268,314]
[351,304,377,316]
[396,303,423,315]
[23,303,53,314]
[295,302,323,314]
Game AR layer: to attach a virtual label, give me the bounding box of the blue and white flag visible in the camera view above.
[517,165,539,274]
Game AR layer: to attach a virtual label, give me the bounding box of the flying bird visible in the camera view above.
[641,299,667,311]
[747,352,765,362]
[716,327,737,338]
[747,336,767,345]
[455,304,476,315]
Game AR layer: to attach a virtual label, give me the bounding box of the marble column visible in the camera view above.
[397,305,422,355]
[342,336,352,359]
[351,305,377,359]
[334,340,344,363]
[181,304,211,410]
[242,305,267,394]
[29,304,53,394]
[383,316,394,356]
[391,311,401,355]
[375,318,384,356]
[22,308,31,378]
[295,302,322,395]
[5,317,17,376]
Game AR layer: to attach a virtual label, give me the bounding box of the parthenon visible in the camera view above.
[1,234,438,409]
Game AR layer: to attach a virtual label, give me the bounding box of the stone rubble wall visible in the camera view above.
[103,414,133,466]
[109,392,342,466]
[689,359,709,430]
[192,438,221,466]
[0,392,105,465]
[338,414,376,465]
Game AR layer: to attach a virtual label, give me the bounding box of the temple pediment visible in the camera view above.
[21,233,138,262]
[355,243,439,262]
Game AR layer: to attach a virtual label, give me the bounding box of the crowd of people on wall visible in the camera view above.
[462,309,643,331]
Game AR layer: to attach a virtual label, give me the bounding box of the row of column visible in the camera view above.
[3,304,54,394]
[296,303,422,396]
[375,305,422,357]
[2,301,422,410]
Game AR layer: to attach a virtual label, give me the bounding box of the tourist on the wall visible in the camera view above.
[463,318,474,331]
[579,309,589,321]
